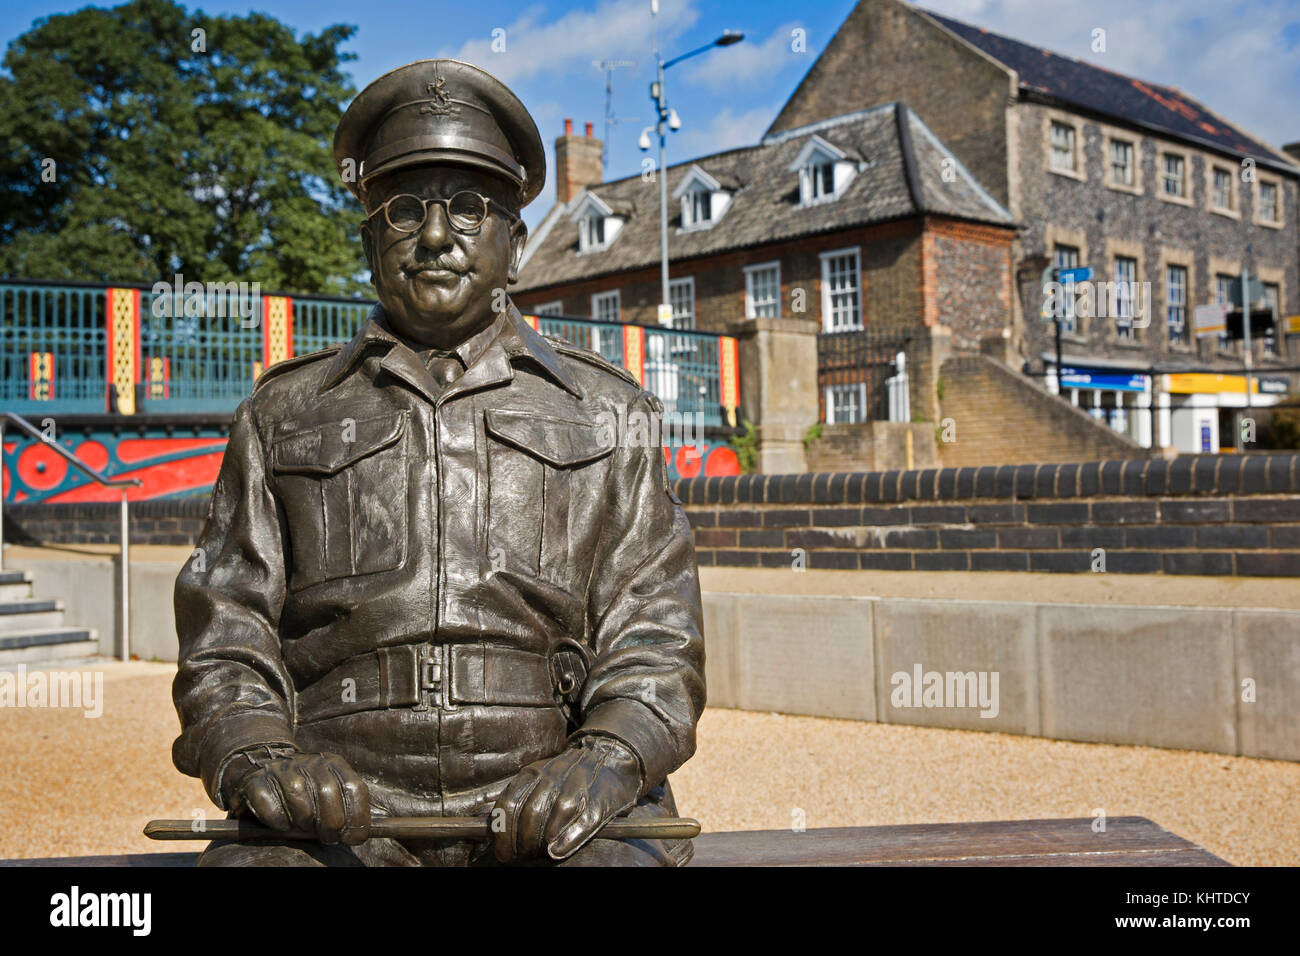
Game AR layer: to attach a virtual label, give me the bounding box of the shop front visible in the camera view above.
[1161,373,1289,453]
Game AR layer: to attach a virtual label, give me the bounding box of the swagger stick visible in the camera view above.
[144,816,701,842]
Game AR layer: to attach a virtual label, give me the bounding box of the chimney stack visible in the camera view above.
[555,118,603,204]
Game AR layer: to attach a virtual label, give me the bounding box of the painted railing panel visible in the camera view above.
[2,280,738,425]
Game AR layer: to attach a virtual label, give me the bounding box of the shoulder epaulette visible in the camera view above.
[544,336,641,388]
[251,346,341,392]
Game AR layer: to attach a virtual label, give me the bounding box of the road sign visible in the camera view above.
[1056,267,1092,283]
[1194,303,1228,339]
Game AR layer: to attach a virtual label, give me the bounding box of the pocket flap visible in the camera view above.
[272,411,407,476]
[484,409,615,468]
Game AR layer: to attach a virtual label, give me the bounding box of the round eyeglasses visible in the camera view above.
[366,190,517,236]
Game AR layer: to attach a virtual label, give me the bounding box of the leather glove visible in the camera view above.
[221,746,371,846]
[493,736,643,862]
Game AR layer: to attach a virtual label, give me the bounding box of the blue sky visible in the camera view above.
[5,0,1300,231]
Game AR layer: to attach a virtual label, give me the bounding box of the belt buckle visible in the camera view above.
[417,644,458,712]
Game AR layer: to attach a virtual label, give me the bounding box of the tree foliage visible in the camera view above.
[0,0,366,294]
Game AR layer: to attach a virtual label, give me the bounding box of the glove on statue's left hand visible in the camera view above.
[492,736,643,862]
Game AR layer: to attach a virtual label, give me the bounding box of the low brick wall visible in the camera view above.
[4,499,209,547]
[673,454,1300,576]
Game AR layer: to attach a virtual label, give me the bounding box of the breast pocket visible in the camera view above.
[270,410,409,591]
[483,408,615,585]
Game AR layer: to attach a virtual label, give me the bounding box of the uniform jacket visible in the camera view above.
[172,302,706,822]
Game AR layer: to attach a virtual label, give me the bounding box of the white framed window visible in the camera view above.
[1113,256,1137,340]
[1049,121,1077,173]
[820,248,862,331]
[826,383,867,424]
[1211,166,1236,213]
[591,289,620,324]
[1257,179,1281,225]
[1052,244,1080,334]
[580,214,605,251]
[1161,153,1185,198]
[668,277,694,329]
[744,262,781,319]
[534,300,563,316]
[682,188,712,227]
[1166,265,1187,345]
[790,135,856,206]
[1215,273,1236,348]
[808,162,834,200]
[1109,139,1135,186]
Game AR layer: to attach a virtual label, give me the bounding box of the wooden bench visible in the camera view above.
[1,817,1226,867]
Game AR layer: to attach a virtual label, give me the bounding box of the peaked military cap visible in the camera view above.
[334,59,546,208]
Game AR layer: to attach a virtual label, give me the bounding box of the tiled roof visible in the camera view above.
[923,10,1297,170]
[516,103,1013,292]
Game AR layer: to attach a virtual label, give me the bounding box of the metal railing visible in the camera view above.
[2,279,735,427]
[817,328,917,423]
[0,412,142,661]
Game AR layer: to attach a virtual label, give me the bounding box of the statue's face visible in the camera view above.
[362,164,526,349]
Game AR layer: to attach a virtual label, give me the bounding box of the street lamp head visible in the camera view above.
[667,109,681,131]
[715,31,744,46]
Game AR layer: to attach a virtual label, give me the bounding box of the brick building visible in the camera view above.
[768,0,1300,453]
[513,103,1016,427]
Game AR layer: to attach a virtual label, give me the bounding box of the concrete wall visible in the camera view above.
[20,552,184,662]
[704,590,1300,760]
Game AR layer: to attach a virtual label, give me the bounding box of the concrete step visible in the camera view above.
[0,627,101,666]
[0,580,34,601]
[0,571,28,586]
[0,599,64,632]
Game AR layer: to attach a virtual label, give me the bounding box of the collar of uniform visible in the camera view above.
[497,303,583,399]
[318,302,583,399]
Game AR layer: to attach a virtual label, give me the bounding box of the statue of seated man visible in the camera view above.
[171,59,706,867]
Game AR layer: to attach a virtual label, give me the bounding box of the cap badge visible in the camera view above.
[420,70,455,117]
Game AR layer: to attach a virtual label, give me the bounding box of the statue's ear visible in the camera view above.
[507,218,528,285]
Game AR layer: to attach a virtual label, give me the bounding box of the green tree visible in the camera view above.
[0,0,366,295]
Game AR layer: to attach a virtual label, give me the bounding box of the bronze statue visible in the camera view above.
[170,59,706,866]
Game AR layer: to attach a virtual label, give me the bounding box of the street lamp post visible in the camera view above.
[643,20,743,325]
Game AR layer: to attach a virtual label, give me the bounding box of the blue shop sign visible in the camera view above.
[1060,366,1147,392]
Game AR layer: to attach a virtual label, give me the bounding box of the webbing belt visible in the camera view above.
[297,643,560,722]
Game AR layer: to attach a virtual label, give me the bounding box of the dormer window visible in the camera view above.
[569,191,625,253]
[809,161,834,200]
[672,164,734,231]
[685,188,712,226]
[789,135,858,206]
[580,214,605,250]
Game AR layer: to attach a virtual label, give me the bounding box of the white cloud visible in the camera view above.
[671,104,778,160]
[679,21,808,91]
[442,0,700,85]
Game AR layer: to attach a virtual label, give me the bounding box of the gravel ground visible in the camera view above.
[2,662,1296,865]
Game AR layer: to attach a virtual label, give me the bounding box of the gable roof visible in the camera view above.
[515,102,1013,293]
[922,9,1298,172]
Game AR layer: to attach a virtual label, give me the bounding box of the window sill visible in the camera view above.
[1252,217,1283,230]
[1158,191,1194,207]
[1048,166,1086,182]
[1209,206,1241,221]
[1105,180,1142,196]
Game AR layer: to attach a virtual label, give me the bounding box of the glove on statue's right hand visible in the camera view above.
[224,749,371,846]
